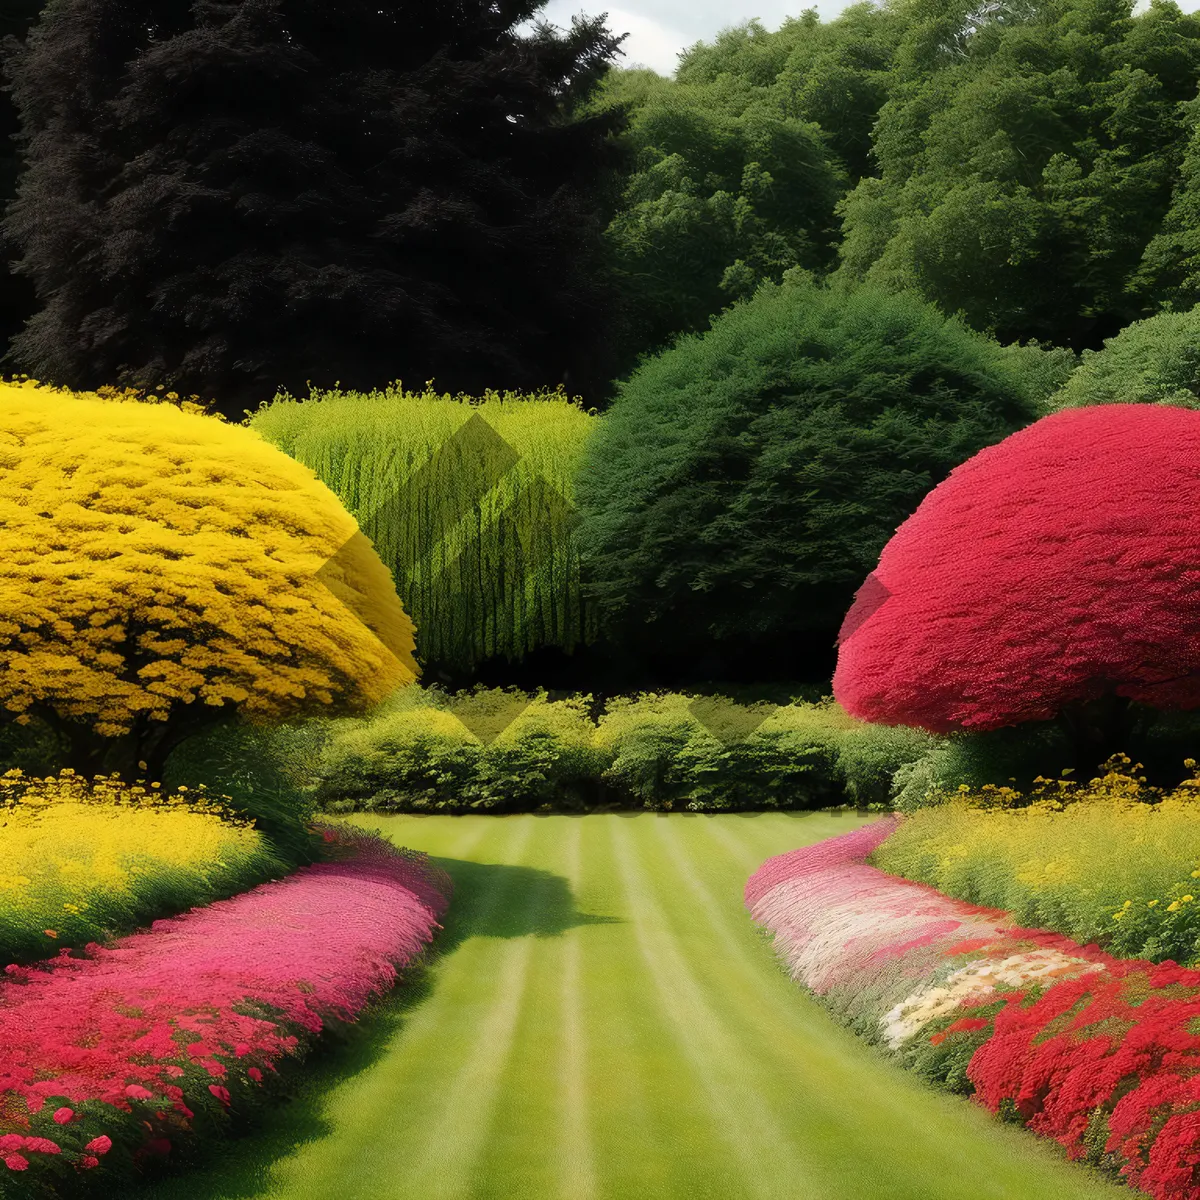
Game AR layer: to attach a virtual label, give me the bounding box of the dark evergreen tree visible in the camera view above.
[0,0,41,361]
[0,0,633,418]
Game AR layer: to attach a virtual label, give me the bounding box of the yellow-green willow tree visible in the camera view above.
[251,382,597,672]
[0,380,418,779]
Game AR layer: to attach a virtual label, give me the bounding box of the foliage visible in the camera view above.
[994,338,1081,413]
[674,9,909,188]
[834,404,1200,740]
[573,63,849,384]
[0,0,633,417]
[875,754,1200,964]
[1047,304,1200,410]
[161,722,324,867]
[310,685,935,812]
[315,686,606,813]
[890,722,1075,812]
[830,0,1200,352]
[251,382,594,673]
[0,768,285,969]
[0,380,417,780]
[574,273,1038,680]
[0,826,449,1194]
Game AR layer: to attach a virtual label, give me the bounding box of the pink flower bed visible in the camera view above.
[0,826,450,1187]
[747,820,1200,1200]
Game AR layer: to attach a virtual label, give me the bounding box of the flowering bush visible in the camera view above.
[0,379,418,780]
[748,820,1200,1200]
[875,756,1200,964]
[0,825,449,1192]
[833,404,1200,731]
[0,769,285,968]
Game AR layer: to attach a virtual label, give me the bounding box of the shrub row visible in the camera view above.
[301,686,939,813]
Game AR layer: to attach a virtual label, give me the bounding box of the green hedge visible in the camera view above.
[306,686,940,813]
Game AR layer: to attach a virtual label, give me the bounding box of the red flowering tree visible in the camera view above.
[832,404,1200,779]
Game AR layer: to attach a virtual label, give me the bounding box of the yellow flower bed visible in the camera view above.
[873,755,1200,964]
[0,769,284,964]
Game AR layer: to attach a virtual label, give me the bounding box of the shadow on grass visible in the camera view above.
[119,857,615,1200]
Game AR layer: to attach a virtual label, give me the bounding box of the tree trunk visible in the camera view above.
[29,704,229,784]
[1057,694,1137,783]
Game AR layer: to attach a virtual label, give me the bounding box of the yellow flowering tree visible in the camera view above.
[0,380,419,780]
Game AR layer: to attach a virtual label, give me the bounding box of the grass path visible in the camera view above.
[131,813,1128,1200]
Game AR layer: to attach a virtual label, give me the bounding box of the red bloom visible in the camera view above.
[84,1136,112,1156]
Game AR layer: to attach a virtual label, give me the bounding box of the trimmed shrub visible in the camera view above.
[834,403,1200,782]
[573,273,1038,680]
[307,686,937,813]
[313,687,607,814]
[251,383,596,674]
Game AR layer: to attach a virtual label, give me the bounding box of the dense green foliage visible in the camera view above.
[573,273,1039,682]
[304,685,938,813]
[830,0,1200,352]
[1047,304,1200,408]
[574,63,850,384]
[250,383,595,674]
[162,722,325,866]
[0,0,633,417]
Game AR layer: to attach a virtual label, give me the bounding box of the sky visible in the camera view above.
[518,0,1200,78]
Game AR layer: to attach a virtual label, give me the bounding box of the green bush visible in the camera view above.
[314,686,608,814]
[1047,306,1200,411]
[309,686,938,813]
[162,721,325,866]
[890,723,1074,813]
[573,273,1039,679]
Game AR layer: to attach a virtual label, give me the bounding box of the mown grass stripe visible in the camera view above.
[608,815,826,1200]
[558,818,597,1200]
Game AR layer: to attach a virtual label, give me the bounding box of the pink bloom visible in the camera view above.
[2,1153,28,1170]
[20,1138,60,1155]
[84,1136,112,1156]
[247,1067,263,1082]
[78,1155,99,1170]
[208,1085,231,1106]
[52,1107,73,1124]
[124,1084,154,1100]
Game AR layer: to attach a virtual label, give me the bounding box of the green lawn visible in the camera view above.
[130,813,1127,1200]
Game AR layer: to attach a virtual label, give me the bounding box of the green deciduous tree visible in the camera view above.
[832,0,1200,352]
[573,273,1039,685]
[576,62,849,387]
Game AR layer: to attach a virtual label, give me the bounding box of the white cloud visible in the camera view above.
[521,0,1200,81]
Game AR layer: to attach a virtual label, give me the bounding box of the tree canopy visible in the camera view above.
[0,0,632,418]
[830,0,1200,351]
[834,403,1200,771]
[573,273,1039,684]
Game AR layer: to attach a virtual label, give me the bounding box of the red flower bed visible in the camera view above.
[748,821,1200,1200]
[0,825,450,1191]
